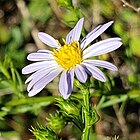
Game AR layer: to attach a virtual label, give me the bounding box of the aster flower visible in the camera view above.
[22,18,122,99]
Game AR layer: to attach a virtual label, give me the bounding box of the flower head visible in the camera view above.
[30,123,59,140]
[22,18,122,99]
[46,111,67,134]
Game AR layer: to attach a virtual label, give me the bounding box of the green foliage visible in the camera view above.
[100,0,115,17]
[130,36,140,57]
[0,22,11,44]
[63,8,82,26]
[57,0,72,7]
[28,0,52,24]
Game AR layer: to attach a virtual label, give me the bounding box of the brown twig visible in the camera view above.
[16,0,46,50]
[113,104,129,140]
[92,0,102,25]
[48,0,63,20]
[120,0,140,13]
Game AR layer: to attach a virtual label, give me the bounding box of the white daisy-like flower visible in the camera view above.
[22,18,122,99]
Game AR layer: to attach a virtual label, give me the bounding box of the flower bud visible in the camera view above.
[46,111,67,133]
[30,123,59,140]
[56,98,80,120]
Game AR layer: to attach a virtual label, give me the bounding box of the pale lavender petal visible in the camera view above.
[25,64,58,84]
[38,32,60,48]
[28,86,44,97]
[27,52,54,61]
[37,50,53,53]
[80,25,102,49]
[83,63,106,82]
[74,65,87,83]
[22,60,57,74]
[81,25,102,43]
[66,18,84,44]
[28,68,62,96]
[59,69,74,99]
[81,21,114,49]
[83,60,118,71]
[83,38,122,59]
[59,71,68,97]
[66,29,73,44]
[27,66,59,91]
[65,69,74,99]
[72,18,84,42]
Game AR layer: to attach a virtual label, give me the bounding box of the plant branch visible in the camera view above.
[16,0,46,49]
[113,104,129,139]
[48,0,63,20]
[120,0,140,13]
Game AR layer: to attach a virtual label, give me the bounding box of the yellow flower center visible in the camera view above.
[53,41,82,70]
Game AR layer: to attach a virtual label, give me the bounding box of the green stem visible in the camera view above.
[82,87,91,140]
[74,79,91,140]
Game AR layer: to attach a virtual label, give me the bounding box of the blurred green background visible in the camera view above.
[0,0,140,139]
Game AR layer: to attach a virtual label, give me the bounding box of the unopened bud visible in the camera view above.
[46,111,67,133]
[56,98,80,120]
[30,123,59,140]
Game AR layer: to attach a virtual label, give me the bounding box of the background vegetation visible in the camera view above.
[0,0,140,139]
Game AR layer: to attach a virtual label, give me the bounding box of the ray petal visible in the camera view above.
[83,38,122,59]
[59,71,68,98]
[22,61,57,74]
[25,64,58,84]
[27,52,54,61]
[28,68,62,96]
[83,63,106,82]
[38,32,60,48]
[81,21,114,49]
[83,60,118,71]
[66,18,84,44]
[65,69,74,99]
[59,69,74,99]
[37,50,53,53]
[80,24,102,49]
[27,66,59,91]
[74,65,87,83]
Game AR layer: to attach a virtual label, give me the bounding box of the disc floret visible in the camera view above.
[53,41,82,70]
